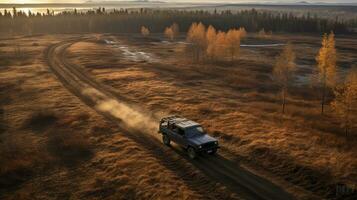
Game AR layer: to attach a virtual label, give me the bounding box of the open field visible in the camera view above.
[0,35,241,200]
[68,33,357,198]
[0,32,356,200]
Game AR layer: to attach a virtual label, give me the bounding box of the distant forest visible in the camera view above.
[0,7,356,35]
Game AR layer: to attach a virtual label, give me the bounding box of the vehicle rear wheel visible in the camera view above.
[162,135,171,146]
[187,147,197,159]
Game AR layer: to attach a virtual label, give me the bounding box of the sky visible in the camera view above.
[0,0,356,4]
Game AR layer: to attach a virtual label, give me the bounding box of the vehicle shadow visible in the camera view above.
[169,144,294,200]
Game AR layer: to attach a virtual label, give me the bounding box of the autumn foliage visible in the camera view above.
[331,68,357,136]
[141,26,150,37]
[186,22,247,61]
[164,23,179,41]
[273,42,296,114]
[186,22,207,61]
[226,28,246,61]
[316,32,337,114]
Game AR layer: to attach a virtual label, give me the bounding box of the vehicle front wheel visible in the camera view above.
[187,147,197,159]
[162,135,171,146]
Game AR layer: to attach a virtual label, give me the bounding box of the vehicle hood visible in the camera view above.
[188,134,217,145]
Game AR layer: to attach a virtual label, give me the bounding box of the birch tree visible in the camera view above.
[164,23,179,41]
[226,29,242,61]
[316,32,337,114]
[206,25,217,59]
[141,26,150,37]
[273,43,296,114]
[331,68,357,136]
[214,31,227,59]
[187,22,206,61]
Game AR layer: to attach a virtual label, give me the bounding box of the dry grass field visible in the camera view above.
[68,33,357,198]
[0,35,241,200]
[0,32,356,199]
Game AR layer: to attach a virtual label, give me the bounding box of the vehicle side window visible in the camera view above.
[177,128,185,136]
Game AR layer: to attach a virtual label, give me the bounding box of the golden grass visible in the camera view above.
[0,34,237,200]
[1,33,355,199]
[68,33,357,198]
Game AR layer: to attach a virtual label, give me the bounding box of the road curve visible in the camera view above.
[44,38,294,200]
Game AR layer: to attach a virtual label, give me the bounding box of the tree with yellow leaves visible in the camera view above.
[187,22,207,61]
[226,29,242,61]
[273,42,296,114]
[206,25,217,59]
[239,27,247,38]
[214,31,227,59]
[164,23,179,41]
[141,26,150,37]
[316,32,337,114]
[331,68,357,136]
[164,27,174,40]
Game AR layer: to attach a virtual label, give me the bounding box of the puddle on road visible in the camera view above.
[104,39,157,62]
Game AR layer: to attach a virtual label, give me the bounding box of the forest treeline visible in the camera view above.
[0,7,355,35]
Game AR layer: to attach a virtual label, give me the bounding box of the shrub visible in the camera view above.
[0,135,39,188]
[23,111,58,132]
[47,128,93,166]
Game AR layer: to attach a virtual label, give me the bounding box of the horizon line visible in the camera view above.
[1,1,357,5]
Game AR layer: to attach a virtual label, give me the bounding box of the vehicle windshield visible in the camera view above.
[185,126,205,138]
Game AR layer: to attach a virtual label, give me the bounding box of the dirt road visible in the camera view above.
[44,38,294,200]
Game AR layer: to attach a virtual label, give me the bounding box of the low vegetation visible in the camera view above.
[23,110,58,132]
[47,127,93,165]
[0,134,42,188]
[0,108,93,191]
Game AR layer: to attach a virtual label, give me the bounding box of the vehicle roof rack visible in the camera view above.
[161,116,200,129]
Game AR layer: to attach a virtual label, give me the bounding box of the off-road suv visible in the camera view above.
[158,116,219,159]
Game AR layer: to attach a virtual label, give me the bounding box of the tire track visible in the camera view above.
[45,38,294,200]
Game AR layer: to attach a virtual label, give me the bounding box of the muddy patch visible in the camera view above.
[104,39,157,62]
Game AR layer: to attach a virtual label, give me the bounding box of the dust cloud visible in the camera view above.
[82,88,158,135]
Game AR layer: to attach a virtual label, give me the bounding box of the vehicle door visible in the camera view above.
[175,128,187,147]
